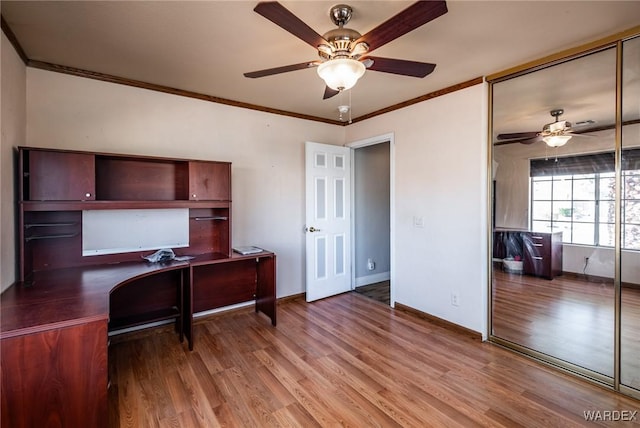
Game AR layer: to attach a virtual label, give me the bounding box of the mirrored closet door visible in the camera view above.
[491,47,617,380]
[490,34,640,397]
[621,35,640,393]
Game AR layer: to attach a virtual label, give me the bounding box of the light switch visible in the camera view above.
[413,216,424,228]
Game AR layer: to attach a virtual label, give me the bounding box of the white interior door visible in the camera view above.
[305,142,352,302]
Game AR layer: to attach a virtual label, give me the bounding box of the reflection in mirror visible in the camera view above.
[491,47,617,378]
[621,35,640,392]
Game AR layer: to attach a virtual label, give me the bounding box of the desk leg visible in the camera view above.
[256,255,277,326]
[183,267,194,350]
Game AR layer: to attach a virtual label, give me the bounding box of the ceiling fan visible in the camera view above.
[495,109,596,147]
[244,1,448,99]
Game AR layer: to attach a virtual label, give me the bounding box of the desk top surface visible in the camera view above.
[1,251,274,338]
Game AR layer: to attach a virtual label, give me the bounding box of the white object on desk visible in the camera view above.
[233,246,264,255]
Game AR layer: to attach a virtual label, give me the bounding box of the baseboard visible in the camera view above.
[562,271,640,289]
[355,271,390,287]
[277,292,306,303]
[562,271,613,284]
[394,302,483,341]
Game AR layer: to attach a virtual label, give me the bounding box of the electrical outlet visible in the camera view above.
[451,292,459,307]
[367,258,375,271]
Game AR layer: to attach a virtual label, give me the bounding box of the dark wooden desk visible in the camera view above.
[1,252,276,428]
[493,229,563,279]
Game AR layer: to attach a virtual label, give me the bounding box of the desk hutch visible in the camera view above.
[1,147,276,427]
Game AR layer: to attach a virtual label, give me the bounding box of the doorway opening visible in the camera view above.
[352,140,391,305]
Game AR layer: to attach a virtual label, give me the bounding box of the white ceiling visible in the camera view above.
[2,1,640,125]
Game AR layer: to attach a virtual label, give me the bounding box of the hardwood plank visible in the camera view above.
[109,293,640,427]
[493,267,640,386]
[271,402,322,427]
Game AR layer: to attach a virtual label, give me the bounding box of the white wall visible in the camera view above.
[25,68,345,298]
[21,68,490,336]
[346,84,489,337]
[1,33,26,293]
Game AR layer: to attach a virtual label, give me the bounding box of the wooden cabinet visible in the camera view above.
[1,320,108,428]
[189,160,231,200]
[24,149,95,201]
[18,147,233,281]
[522,231,563,279]
[21,147,231,205]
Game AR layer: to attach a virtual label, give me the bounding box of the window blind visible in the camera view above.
[530,148,640,177]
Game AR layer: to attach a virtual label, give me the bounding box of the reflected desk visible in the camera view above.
[493,229,563,279]
[0,252,276,428]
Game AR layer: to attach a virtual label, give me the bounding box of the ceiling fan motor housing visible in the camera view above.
[319,4,369,60]
[322,28,362,53]
[543,120,571,134]
[330,4,353,26]
[542,109,571,135]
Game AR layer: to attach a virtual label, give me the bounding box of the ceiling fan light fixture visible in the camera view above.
[543,134,572,147]
[317,58,365,91]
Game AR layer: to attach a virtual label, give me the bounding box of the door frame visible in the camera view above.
[347,133,396,307]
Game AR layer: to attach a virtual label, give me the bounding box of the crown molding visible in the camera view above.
[1,15,28,64]
[2,12,483,126]
[27,59,344,125]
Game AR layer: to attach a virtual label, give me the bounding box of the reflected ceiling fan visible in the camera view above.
[244,1,448,99]
[495,109,596,147]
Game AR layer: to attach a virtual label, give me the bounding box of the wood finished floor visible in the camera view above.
[354,281,390,305]
[108,293,639,427]
[493,269,640,387]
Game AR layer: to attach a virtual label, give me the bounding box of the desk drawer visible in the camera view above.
[524,254,547,277]
[522,232,563,279]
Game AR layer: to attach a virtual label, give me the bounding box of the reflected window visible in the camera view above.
[530,150,640,249]
[623,170,640,250]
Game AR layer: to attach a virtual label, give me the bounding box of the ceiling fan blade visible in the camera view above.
[497,132,540,141]
[566,132,596,138]
[358,1,448,53]
[363,56,435,77]
[569,119,640,135]
[323,86,340,100]
[494,136,542,146]
[254,2,327,48]
[244,61,319,78]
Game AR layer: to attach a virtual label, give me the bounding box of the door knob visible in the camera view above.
[306,226,321,233]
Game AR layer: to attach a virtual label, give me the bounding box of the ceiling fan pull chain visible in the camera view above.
[348,89,353,124]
